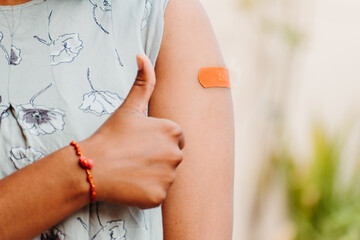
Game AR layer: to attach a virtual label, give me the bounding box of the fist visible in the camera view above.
[82,55,185,209]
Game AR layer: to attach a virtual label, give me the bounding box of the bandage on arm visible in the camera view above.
[198,67,230,88]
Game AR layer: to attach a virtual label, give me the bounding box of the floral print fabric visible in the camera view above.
[0,0,169,239]
[15,84,66,136]
[10,146,45,169]
[34,11,84,66]
[0,31,22,65]
[79,68,125,116]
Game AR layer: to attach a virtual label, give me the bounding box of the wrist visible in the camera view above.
[61,145,92,204]
[78,137,106,202]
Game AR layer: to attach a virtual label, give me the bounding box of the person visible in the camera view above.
[0,0,234,239]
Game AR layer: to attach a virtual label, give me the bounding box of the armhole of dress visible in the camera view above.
[154,0,170,67]
[142,0,171,67]
[163,0,171,12]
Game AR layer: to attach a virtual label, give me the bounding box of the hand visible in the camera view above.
[81,54,185,209]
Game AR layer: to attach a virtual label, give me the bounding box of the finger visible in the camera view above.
[178,131,185,150]
[121,54,156,114]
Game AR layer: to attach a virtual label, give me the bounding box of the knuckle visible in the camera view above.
[173,125,184,137]
[170,171,177,182]
[164,170,176,184]
[164,120,183,136]
[171,149,183,163]
[150,189,167,205]
[165,148,182,163]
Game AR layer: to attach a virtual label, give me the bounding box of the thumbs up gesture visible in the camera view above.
[81,55,185,209]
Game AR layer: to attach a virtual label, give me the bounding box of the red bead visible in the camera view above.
[86,159,94,169]
[79,157,93,170]
[79,156,87,169]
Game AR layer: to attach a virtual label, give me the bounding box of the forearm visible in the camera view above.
[0,144,89,240]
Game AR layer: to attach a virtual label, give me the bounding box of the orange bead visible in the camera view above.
[70,140,96,203]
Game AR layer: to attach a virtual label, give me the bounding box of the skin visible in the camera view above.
[0,0,234,239]
[153,0,234,239]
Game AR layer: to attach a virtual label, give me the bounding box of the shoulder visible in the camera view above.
[164,0,207,20]
[163,0,217,44]
[160,0,224,67]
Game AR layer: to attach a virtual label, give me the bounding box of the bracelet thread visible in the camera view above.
[70,141,96,203]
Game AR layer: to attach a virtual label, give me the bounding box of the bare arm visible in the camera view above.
[150,0,235,239]
[0,55,184,240]
[0,146,90,239]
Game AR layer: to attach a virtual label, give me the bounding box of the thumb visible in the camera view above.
[121,54,156,114]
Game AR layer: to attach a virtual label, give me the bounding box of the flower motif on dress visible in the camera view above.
[78,203,127,240]
[89,0,111,34]
[141,0,152,31]
[41,227,65,240]
[34,11,83,66]
[9,146,45,170]
[79,68,124,116]
[0,95,9,119]
[0,105,8,119]
[0,31,22,65]
[90,0,111,12]
[10,46,22,65]
[115,49,124,67]
[92,220,126,240]
[15,83,66,136]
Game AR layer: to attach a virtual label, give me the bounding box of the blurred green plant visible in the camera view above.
[271,128,360,240]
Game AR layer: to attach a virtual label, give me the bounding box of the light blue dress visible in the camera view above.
[0,0,168,239]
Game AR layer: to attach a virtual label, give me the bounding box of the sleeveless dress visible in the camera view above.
[0,0,168,239]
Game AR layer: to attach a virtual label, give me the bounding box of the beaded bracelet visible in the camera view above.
[70,141,96,203]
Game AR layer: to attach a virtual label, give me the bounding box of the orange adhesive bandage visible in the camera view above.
[198,67,230,89]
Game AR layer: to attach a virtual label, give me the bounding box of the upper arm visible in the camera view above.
[149,0,234,239]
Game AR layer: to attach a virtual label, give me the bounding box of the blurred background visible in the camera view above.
[198,0,360,239]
